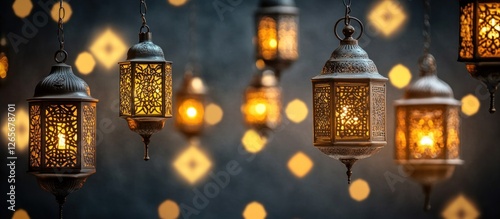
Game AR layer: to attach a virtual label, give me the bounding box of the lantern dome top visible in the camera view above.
[259,0,295,7]
[126,32,167,62]
[405,54,455,99]
[178,72,207,95]
[32,63,96,101]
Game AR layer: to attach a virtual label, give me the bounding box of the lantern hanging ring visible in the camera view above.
[334,16,363,41]
[139,0,149,33]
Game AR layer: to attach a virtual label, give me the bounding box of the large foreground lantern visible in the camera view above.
[311,0,387,184]
[119,0,173,160]
[458,0,500,113]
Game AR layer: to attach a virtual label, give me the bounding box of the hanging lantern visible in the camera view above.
[311,6,388,184]
[395,54,463,211]
[27,1,98,217]
[255,0,299,78]
[243,69,282,134]
[458,0,500,113]
[119,0,173,161]
[175,72,207,138]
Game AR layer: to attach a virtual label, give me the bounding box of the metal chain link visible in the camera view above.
[423,0,431,55]
[55,0,67,63]
[187,1,198,74]
[139,0,150,33]
[343,0,352,25]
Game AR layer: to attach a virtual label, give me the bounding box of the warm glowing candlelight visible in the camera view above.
[419,135,434,148]
[255,103,267,115]
[269,39,277,49]
[58,133,66,150]
[186,107,197,118]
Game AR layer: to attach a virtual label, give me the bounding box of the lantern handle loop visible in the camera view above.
[54,0,67,64]
[54,50,68,63]
[334,17,364,41]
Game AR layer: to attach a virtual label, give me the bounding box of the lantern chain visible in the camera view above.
[343,0,352,25]
[187,1,198,75]
[54,0,67,63]
[423,0,431,55]
[140,0,150,33]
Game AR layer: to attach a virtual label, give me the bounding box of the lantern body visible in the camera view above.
[175,73,206,138]
[255,0,299,76]
[243,70,282,132]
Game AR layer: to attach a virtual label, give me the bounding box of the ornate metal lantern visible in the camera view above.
[243,69,282,134]
[175,72,206,138]
[311,3,387,184]
[255,0,299,78]
[27,1,98,217]
[395,54,463,211]
[458,0,500,113]
[119,0,173,161]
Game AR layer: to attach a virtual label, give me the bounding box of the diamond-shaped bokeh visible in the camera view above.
[442,194,480,219]
[287,151,313,178]
[89,29,127,69]
[368,0,407,38]
[173,145,212,185]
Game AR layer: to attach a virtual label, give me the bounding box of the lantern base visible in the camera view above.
[465,63,500,113]
[126,117,167,161]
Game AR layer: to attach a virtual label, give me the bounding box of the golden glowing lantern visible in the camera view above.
[459,0,500,113]
[175,72,207,138]
[119,0,173,160]
[311,14,387,184]
[243,69,282,134]
[255,0,299,78]
[395,54,463,211]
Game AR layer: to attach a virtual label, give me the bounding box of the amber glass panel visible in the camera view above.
[460,3,474,59]
[395,107,407,160]
[258,16,278,60]
[334,83,370,140]
[313,83,331,142]
[408,107,445,159]
[446,107,460,159]
[82,104,96,168]
[44,105,78,168]
[133,63,164,115]
[277,16,298,60]
[29,104,41,168]
[477,3,500,57]
[119,63,132,116]
[244,86,281,127]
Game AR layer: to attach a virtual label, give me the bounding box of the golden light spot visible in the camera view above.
[204,103,223,125]
[173,144,212,185]
[388,64,412,89]
[168,0,188,7]
[368,0,407,38]
[419,135,434,148]
[461,94,480,116]
[74,52,96,75]
[2,107,29,150]
[178,99,204,125]
[1,37,7,46]
[269,39,277,48]
[285,99,308,123]
[186,107,197,118]
[158,199,180,219]
[255,59,266,70]
[90,29,127,69]
[0,53,8,79]
[442,194,480,219]
[50,1,73,23]
[12,0,33,18]
[12,208,30,219]
[287,151,313,178]
[349,179,370,202]
[241,129,267,154]
[243,201,267,219]
[255,103,267,115]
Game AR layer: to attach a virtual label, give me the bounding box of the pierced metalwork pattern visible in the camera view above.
[244,87,281,128]
[313,84,331,142]
[395,107,407,160]
[408,107,445,159]
[29,105,41,168]
[165,64,173,116]
[278,15,298,60]
[478,3,500,57]
[134,64,163,115]
[446,107,460,159]
[83,104,96,168]
[119,63,132,116]
[459,3,474,59]
[44,105,78,168]
[334,83,370,140]
[371,84,386,140]
[258,16,278,60]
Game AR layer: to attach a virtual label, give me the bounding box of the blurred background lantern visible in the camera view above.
[311,0,387,184]
[458,0,500,113]
[119,0,173,161]
[396,0,463,211]
[27,1,98,218]
[255,0,299,78]
[175,71,207,138]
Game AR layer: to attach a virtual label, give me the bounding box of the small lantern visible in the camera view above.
[243,69,282,134]
[458,0,500,113]
[28,62,98,216]
[311,16,388,184]
[255,0,299,78]
[175,72,207,138]
[395,54,463,211]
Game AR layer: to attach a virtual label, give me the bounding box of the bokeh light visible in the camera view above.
[243,201,267,219]
[461,94,480,116]
[173,143,212,185]
[158,199,180,219]
[90,29,127,69]
[50,1,73,23]
[368,0,407,38]
[287,151,313,178]
[75,52,96,75]
[1,37,7,46]
[349,179,370,202]
[12,209,30,219]
[442,194,480,219]
[12,0,33,18]
[2,107,29,151]
[388,64,411,89]
[255,59,266,70]
[204,103,223,126]
[168,0,188,7]
[0,52,8,79]
[285,99,308,123]
[241,129,267,154]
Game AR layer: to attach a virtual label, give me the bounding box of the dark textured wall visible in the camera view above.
[1,0,500,218]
